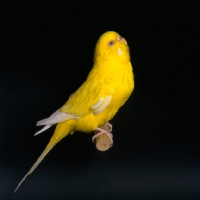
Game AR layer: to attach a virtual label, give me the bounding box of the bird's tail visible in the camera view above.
[14,119,76,193]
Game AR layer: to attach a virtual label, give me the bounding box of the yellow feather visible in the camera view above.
[14,31,134,192]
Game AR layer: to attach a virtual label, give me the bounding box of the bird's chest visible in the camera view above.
[100,72,133,123]
[113,77,133,107]
[112,67,133,100]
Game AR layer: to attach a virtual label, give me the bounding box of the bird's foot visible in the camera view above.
[92,127,113,147]
[106,122,113,132]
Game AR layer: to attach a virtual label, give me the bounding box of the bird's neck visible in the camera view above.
[88,59,133,81]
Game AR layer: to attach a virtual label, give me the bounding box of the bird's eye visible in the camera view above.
[108,40,115,46]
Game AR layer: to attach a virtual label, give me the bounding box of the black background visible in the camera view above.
[0,1,199,199]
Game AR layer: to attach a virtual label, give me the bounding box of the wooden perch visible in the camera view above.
[94,124,112,151]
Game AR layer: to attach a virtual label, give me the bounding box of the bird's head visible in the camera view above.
[94,31,130,63]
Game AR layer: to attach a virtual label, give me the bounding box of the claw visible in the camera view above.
[106,122,113,132]
[92,127,113,147]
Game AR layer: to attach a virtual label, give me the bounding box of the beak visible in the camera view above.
[117,35,127,44]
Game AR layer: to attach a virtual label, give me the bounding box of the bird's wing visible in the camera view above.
[60,77,115,117]
[36,78,115,128]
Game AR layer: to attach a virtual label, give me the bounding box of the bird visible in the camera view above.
[14,31,134,192]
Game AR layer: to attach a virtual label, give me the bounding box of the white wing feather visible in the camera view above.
[91,97,104,110]
[91,95,112,115]
[36,109,80,126]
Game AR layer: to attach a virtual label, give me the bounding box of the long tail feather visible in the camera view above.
[14,120,76,193]
[14,143,55,193]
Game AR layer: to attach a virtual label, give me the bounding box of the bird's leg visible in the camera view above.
[92,127,113,147]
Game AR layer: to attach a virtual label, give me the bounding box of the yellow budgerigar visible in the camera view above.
[14,31,134,192]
